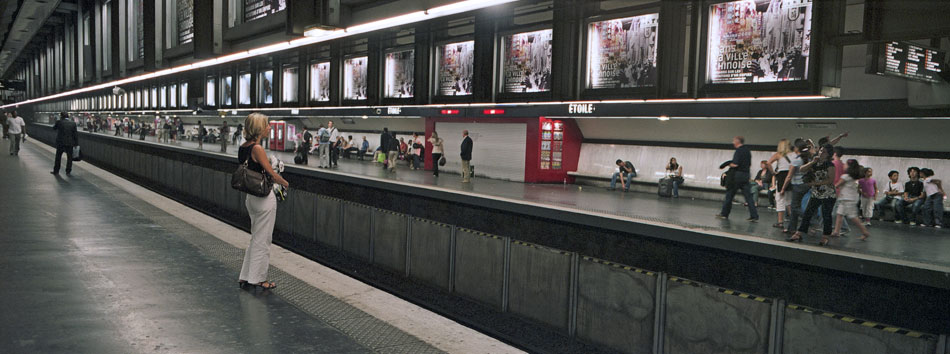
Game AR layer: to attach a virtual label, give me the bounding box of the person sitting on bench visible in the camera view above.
[609,159,637,192]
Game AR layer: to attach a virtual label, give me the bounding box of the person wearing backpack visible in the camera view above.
[316,124,330,168]
[609,159,636,192]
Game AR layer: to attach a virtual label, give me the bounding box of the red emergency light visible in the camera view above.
[483,109,505,115]
[440,109,460,115]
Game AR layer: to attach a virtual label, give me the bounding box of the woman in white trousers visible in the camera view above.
[238,113,290,290]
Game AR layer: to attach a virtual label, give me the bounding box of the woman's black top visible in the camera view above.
[239,144,265,174]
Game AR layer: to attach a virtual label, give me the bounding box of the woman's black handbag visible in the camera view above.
[438,155,447,166]
[231,161,272,197]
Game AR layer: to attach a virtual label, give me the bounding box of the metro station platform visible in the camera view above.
[0,141,518,354]
[89,128,950,269]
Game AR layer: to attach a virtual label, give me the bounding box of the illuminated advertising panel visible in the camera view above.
[501,29,552,93]
[384,49,414,98]
[344,56,368,100]
[222,76,233,106]
[436,40,474,96]
[706,0,813,84]
[239,73,251,105]
[205,78,215,106]
[259,70,274,104]
[309,62,330,102]
[587,13,659,89]
[282,66,297,102]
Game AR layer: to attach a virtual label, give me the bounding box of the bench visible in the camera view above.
[568,171,771,203]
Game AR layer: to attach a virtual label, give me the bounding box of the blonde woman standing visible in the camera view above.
[238,113,290,290]
[766,139,792,228]
[428,131,444,177]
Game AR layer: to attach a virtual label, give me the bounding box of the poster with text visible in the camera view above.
[436,41,474,96]
[501,29,553,93]
[310,62,330,102]
[344,57,368,100]
[707,0,812,84]
[384,50,415,98]
[587,13,659,89]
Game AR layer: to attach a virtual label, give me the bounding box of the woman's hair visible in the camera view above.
[431,131,439,140]
[668,157,678,170]
[846,159,862,180]
[776,138,790,156]
[243,112,269,141]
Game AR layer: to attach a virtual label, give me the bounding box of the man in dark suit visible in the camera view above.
[52,112,79,175]
[460,130,473,183]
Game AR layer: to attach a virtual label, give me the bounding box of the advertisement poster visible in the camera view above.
[180,82,188,107]
[205,78,215,106]
[501,29,553,93]
[310,62,330,102]
[587,13,659,89]
[222,76,233,106]
[170,85,177,107]
[282,67,297,102]
[707,0,813,84]
[436,41,474,96]
[384,50,415,98]
[239,73,251,105]
[259,70,274,104]
[344,57,368,100]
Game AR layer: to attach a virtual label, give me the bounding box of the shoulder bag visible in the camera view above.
[231,159,272,197]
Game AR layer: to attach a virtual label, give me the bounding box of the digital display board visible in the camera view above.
[436,41,474,96]
[177,0,194,45]
[384,49,415,98]
[244,0,286,23]
[707,0,813,84]
[587,13,659,89]
[344,57,368,100]
[501,29,552,93]
[310,62,330,102]
[868,41,946,84]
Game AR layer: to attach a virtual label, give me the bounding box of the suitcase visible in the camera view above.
[658,178,673,197]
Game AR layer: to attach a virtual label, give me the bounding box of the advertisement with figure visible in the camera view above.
[587,13,659,89]
[384,50,415,98]
[310,62,330,102]
[501,29,552,93]
[344,57,368,100]
[437,41,474,96]
[707,0,812,84]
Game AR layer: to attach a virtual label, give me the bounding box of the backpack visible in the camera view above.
[200,127,207,136]
[319,129,330,143]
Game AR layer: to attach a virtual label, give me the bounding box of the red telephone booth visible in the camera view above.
[269,121,285,151]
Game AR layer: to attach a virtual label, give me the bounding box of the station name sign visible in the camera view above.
[568,103,596,114]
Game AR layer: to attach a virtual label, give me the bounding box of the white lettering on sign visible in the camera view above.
[387,107,402,115]
[568,103,595,114]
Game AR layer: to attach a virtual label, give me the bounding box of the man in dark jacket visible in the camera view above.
[717,136,759,221]
[52,112,79,175]
[460,130,473,183]
[382,128,398,172]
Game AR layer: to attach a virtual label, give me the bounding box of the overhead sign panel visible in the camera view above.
[706,0,813,84]
[867,41,946,84]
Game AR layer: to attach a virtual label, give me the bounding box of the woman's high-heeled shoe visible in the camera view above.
[818,237,830,246]
[786,232,802,242]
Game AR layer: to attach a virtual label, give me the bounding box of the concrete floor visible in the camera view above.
[0,141,414,354]
[98,129,950,268]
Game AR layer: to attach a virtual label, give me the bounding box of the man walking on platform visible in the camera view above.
[383,128,398,172]
[460,130,473,183]
[6,111,26,156]
[51,112,78,175]
[220,121,230,153]
[717,136,759,221]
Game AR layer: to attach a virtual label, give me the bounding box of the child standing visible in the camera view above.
[920,168,945,228]
[858,167,877,225]
[832,159,871,241]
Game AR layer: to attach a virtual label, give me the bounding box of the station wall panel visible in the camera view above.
[782,305,937,354]
[201,167,215,204]
[453,229,506,309]
[663,279,771,354]
[275,189,294,237]
[409,218,452,290]
[315,196,341,248]
[342,203,372,261]
[507,242,572,331]
[576,257,656,354]
[372,209,408,273]
[215,171,229,208]
[292,190,316,242]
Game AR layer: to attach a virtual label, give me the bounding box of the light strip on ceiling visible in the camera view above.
[2,0,519,109]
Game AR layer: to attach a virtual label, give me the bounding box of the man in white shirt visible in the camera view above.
[874,170,905,223]
[7,111,26,156]
[327,120,340,167]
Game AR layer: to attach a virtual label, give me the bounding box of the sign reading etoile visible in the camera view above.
[568,103,596,114]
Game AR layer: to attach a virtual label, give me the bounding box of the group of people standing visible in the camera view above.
[719,133,945,246]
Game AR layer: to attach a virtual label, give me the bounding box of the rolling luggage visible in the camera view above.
[658,178,673,197]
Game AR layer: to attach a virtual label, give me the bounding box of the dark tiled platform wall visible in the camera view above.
[29,125,949,354]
